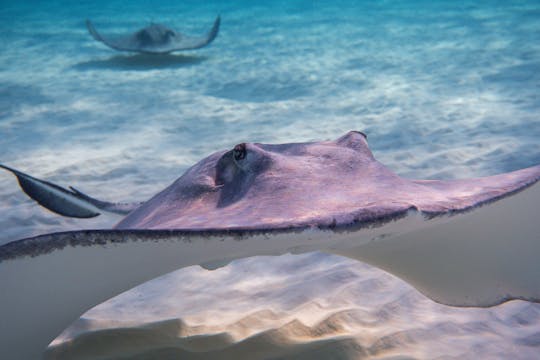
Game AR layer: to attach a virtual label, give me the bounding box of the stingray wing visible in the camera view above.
[86,16,220,54]
[331,165,540,307]
[86,19,146,52]
[410,164,540,215]
[333,181,540,307]
[163,15,220,52]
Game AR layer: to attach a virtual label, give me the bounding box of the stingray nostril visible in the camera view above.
[233,143,247,161]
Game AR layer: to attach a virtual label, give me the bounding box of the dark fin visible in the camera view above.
[1,164,100,218]
[1,164,141,218]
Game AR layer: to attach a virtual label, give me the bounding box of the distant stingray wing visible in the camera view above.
[86,16,220,54]
[164,15,220,52]
[0,164,140,218]
[86,19,143,52]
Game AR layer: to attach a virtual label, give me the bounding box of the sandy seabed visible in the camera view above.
[45,253,540,359]
[1,1,540,359]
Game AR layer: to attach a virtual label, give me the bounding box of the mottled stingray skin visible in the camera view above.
[86,16,220,54]
[114,131,539,230]
[0,131,539,359]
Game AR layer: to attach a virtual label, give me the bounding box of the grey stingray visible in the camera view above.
[1,131,539,360]
[86,16,220,54]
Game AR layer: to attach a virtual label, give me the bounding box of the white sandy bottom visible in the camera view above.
[45,252,540,360]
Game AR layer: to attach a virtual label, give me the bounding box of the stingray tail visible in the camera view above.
[69,186,142,215]
[0,164,140,218]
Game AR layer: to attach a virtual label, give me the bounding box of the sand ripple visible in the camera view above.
[45,254,540,359]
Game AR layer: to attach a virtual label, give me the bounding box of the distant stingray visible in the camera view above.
[86,16,220,54]
[0,131,539,359]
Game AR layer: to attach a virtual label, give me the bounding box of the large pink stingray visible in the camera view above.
[1,131,539,359]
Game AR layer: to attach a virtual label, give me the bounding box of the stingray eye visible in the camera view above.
[233,143,246,161]
[166,30,175,37]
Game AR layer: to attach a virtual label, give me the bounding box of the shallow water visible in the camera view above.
[1,1,540,359]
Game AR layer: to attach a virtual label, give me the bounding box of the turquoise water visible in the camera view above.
[1,1,540,358]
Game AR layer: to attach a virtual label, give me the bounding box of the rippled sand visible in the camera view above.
[44,253,540,359]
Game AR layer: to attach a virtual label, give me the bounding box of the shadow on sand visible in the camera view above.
[73,53,207,71]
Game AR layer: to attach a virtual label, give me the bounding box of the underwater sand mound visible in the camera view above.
[45,311,370,360]
[44,253,540,359]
